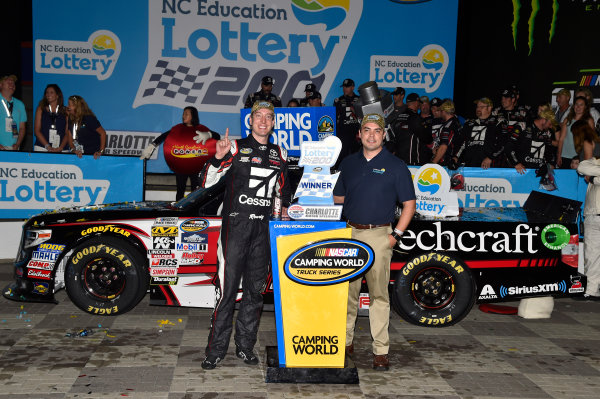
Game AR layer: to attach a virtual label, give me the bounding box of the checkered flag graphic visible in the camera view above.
[140,60,210,104]
[293,172,340,199]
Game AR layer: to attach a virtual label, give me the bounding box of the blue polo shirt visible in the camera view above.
[333,147,415,225]
[0,97,26,147]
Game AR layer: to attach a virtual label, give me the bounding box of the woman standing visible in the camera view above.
[66,95,106,159]
[557,96,595,168]
[33,84,68,152]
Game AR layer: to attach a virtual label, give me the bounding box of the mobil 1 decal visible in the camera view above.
[284,239,374,285]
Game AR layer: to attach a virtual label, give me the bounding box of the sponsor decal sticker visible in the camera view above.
[180,252,205,265]
[154,217,179,226]
[81,225,131,237]
[541,224,570,250]
[27,269,52,280]
[150,276,179,285]
[284,239,374,285]
[176,242,208,252]
[181,232,208,243]
[33,282,50,295]
[151,258,178,267]
[147,249,175,258]
[478,284,498,300]
[180,218,209,232]
[150,266,179,276]
[499,281,567,298]
[152,226,179,237]
[27,260,54,271]
[153,236,176,249]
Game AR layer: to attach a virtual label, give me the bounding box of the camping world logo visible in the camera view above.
[291,0,349,31]
[416,167,442,195]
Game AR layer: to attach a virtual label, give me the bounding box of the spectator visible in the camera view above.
[299,83,316,107]
[308,91,324,107]
[286,99,299,107]
[453,98,502,169]
[577,157,600,299]
[506,108,557,174]
[244,76,282,108]
[0,75,26,150]
[334,78,360,163]
[571,119,598,162]
[391,93,430,165]
[575,88,600,125]
[557,96,595,168]
[66,95,106,159]
[553,88,571,124]
[33,84,68,152]
[432,100,461,166]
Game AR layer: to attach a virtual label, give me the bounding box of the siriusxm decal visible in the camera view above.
[133,0,363,112]
[284,239,374,285]
[0,162,109,208]
[499,281,567,298]
[35,30,121,80]
[371,44,449,92]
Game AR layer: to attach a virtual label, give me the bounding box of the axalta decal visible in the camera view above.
[398,222,538,253]
[35,30,121,80]
[370,44,449,93]
[499,280,567,298]
[284,239,374,285]
[133,0,363,112]
[0,162,109,207]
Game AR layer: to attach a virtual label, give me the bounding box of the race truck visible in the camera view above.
[3,178,585,327]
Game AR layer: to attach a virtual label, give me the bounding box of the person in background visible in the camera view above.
[33,84,68,152]
[66,95,106,159]
[553,89,571,125]
[577,157,600,299]
[557,96,595,168]
[140,106,219,201]
[299,83,316,107]
[308,91,324,107]
[334,78,361,163]
[571,119,599,163]
[575,88,600,126]
[0,75,26,150]
[244,76,282,108]
[432,100,461,166]
[286,99,300,107]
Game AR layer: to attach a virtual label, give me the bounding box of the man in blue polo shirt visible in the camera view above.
[333,113,416,371]
[0,75,27,150]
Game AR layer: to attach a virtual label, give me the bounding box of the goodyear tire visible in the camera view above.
[65,237,148,315]
[392,252,475,327]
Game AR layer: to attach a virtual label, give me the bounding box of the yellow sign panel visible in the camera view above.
[275,227,351,368]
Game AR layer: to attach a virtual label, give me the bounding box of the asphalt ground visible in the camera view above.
[1,260,599,399]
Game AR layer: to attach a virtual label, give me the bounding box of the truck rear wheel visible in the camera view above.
[392,252,475,327]
[65,237,148,315]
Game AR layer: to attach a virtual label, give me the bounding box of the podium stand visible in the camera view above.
[266,221,373,384]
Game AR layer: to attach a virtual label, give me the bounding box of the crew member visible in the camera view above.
[199,101,290,370]
[391,93,431,165]
[334,113,416,371]
[334,78,360,163]
[244,76,282,108]
[299,83,316,107]
[432,100,461,166]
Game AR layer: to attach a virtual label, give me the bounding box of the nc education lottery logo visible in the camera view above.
[412,164,458,217]
[370,44,449,93]
[35,30,121,81]
[0,162,109,208]
[133,0,363,113]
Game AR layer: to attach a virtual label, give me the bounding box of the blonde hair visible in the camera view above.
[68,95,95,125]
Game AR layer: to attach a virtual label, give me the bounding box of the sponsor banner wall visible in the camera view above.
[33,0,458,173]
[0,152,144,219]
[408,167,587,210]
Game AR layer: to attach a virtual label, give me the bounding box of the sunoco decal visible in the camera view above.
[284,239,373,285]
[541,224,570,250]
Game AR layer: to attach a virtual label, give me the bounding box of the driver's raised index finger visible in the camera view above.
[225,128,229,140]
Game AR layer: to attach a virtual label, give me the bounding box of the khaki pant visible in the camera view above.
[346,226,392,355]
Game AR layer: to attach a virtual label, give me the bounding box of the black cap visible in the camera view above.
[501,88,516,98]
[261,76,274,85]
[406,93,421,103]
[392,87,405,96]
[341,78,355,87]
[309,91,322,100]
[430,97,443,107]
[305,83,316,92]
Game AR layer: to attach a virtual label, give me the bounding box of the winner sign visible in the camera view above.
[288,136,343,221]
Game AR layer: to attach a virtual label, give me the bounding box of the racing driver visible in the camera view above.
[198,101,290,370]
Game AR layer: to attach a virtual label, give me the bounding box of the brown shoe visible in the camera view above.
[373,354,389,371]
[345,343,354,356]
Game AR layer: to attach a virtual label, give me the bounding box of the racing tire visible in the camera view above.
[392,252,475,327]
[65,237,149,316]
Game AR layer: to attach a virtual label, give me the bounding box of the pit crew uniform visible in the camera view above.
[391,108,431,165]
[438,115,461,166]
[505,121,555,169]
[454,116,502,166]
[493,106,529,167]
[199,135,290,359]
[244,90,282,108]
[577,158,600,297]
[334,93,361,163]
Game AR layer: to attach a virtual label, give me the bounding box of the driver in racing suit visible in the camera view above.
[198,101,290,369]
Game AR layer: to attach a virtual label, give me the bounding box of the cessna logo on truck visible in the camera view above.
[398,222,538,254]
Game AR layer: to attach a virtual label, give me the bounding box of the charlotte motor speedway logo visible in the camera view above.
[133,0,363,113]
[35,30,121,81]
